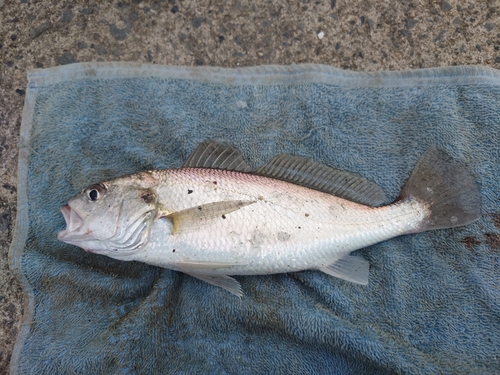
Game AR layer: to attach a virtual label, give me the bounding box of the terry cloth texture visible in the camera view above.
[10,63,500,375]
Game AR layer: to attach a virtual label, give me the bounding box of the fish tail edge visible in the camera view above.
[398,146,481,233]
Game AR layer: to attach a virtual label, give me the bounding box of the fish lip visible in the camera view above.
[57,204,84,240]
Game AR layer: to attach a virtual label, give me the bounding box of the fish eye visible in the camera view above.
[85,184,107,201]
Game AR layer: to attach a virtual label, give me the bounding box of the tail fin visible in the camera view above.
[399,147,481,232]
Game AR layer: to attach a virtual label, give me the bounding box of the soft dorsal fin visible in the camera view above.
[253,154,386,206]
[182,140,252,172]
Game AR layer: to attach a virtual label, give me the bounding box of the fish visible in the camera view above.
[57,140,481,297]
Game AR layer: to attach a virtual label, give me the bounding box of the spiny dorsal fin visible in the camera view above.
[165,200,255,234]
[253,154,387,207]
[182,140,252,172]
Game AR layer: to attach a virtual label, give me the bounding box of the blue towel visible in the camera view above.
[10,63,500,374]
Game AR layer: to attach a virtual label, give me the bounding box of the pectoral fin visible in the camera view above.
[318,254,370,285]
[164,200,255,234]
[183,272,243,297]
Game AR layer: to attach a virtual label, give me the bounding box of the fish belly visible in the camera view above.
[135,169,426,275]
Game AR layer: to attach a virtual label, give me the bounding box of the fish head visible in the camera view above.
[57,172,159,259]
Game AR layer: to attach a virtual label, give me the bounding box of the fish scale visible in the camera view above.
[139,168,427,275]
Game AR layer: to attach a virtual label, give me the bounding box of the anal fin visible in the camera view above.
[318,254,370,285]
[184,272,243,297]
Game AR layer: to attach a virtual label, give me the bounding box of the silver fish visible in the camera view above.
[58,140,481,296]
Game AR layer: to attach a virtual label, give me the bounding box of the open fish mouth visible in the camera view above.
[57,204,84,240]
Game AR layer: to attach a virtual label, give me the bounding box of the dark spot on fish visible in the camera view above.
[222,215,226,219]
[172,249,176,253]
[297,226,301,229]
[140,190,155,204]
[484,233,500,250]
[188,189,193,194]
[258,196,264,201]
[277,232,291,241]
[213,181,217,185]
[198,206,202,210]
[305,213,309,217]
[460,236,481,250]
[492,213,500,230]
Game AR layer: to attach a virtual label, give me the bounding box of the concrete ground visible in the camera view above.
[0,0,499,372]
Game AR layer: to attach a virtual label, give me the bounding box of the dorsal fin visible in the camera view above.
[253,154,386,206]
[182,140,252,172]
[183,140,386,206]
